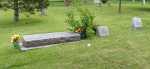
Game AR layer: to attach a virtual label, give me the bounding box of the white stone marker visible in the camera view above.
[132,17,143,29]
[97,26,109,37]
[94,0,102,6]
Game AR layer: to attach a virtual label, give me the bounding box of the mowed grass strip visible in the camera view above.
[0,3,150,69]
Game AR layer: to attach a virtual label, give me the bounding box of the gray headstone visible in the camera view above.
[132,17,143,29]
[94,0,102,6]
[97,26,109,37]
[94,0,101,3]
[19,32,81,48]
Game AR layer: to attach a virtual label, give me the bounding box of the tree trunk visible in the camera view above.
[14,0,19,22]
[40,0,46,15]
[118,0,122,13]
[142,0,146,5]
[64,0,71,6]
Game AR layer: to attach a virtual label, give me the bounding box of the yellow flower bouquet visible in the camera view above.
[11,34,21,49]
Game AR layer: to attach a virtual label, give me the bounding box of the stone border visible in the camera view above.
[19,41,80,51]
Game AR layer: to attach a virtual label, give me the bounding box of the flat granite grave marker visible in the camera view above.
[132,17,143,29]
[96,26,109,37]
[19,32,80,51]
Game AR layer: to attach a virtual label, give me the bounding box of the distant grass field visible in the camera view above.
[0,2,150,69]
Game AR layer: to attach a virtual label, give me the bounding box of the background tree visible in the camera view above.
[64,0,72,6]
[142,0,146,5]
[0,0,49,22]
[39,0,49,15]
[118,0,122,13]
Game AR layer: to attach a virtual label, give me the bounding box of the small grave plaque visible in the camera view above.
[132,17,143,29]
[97,26,109,37]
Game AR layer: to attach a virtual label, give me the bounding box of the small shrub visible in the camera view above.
[66,8,95,39]
[66,11,81,32]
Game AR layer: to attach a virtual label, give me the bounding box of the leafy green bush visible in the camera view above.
[66,11,81,32]
[66,8,95,39]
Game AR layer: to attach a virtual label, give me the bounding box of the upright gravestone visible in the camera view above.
[96,26,109,37]
[94,0,102,6]
[132,17,143,29]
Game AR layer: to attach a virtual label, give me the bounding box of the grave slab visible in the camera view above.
[19,32,80,51]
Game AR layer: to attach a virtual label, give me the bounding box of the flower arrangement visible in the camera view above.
[66,8,95,39]
[11,34,21,49]
[75,27,83,33]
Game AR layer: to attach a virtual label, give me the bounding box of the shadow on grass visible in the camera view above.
[4,61,36,69]
[0,18,44,28]
[5,63,30,69]
[131,7,150,12]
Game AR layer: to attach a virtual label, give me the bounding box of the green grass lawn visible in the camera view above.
[0,3,150,69]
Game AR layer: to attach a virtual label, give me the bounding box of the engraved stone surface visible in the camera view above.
[96,26,109,37]
[20,32,80,48]
[132,17,143,29]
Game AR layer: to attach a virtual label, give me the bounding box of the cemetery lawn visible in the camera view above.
[1,3,150,69]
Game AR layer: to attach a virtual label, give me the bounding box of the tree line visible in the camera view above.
[0,0,74,22]
[0,0,49,22]
[0,0,147,22]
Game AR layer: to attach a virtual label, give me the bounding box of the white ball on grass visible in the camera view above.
[87,43,91,47]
